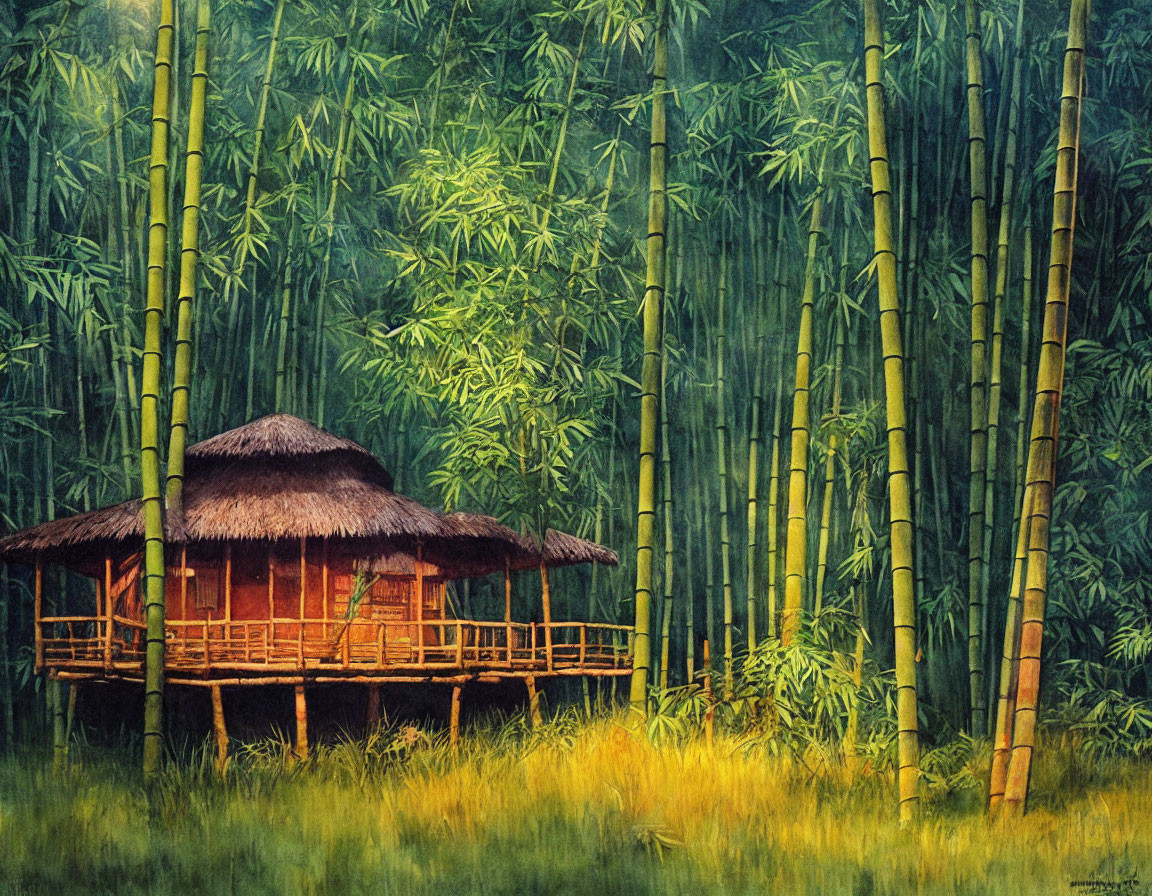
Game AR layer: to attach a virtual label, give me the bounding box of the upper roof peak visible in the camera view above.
[186,414,377,464]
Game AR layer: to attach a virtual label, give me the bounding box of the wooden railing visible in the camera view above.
[37,615,633,676]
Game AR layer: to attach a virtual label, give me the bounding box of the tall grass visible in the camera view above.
[0,713,1148,895]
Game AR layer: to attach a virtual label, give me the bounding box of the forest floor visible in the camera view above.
[0,714,1149,896]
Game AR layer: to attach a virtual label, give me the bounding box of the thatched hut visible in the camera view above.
[0,414,628,752]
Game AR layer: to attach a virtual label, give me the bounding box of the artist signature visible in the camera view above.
[1069,879,1141,894]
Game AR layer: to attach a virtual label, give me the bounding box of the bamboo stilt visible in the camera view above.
[293,684,308,760]
[525,675,542,727]
[52,680,68,772]
[366,683,381,728]
[210,683,228,773]
[449,684,462,745]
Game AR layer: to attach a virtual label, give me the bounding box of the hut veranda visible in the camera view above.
[0,414,628,759]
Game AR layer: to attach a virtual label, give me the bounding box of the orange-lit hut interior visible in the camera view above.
[0,415,628,753]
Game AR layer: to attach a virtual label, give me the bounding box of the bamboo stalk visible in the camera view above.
[659,332,674,691]
[782,194,823,644]
[140,0,175,780]
[814,315,844,616]
[1001,0,1087,816]
[716,244,734,694]
[965,0,992,736]
[863,0,921,824]
[745,208,765,651]
[628,0,668,715]
[980,0,1026,738]
[166,0,211,526]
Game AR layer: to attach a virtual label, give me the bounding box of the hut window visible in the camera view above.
[372,577,411,606]
[192,567,220,610]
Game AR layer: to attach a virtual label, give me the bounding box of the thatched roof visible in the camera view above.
[0,461,437,558]
[187,413,376,464]
[0,415,617,576]
[527,528,619,569]
[438,512,618,575]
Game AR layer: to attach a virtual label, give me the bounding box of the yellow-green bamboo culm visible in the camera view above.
[628,0,668,714]
[980,0,1026,735]
[745,210,764,651]
[716,246,734,694]
[814,313,845,616]
[166,0,212,520]
[964,0,991,737]
[1000,0,1087,817]
[314,48,357,429]
[141,0,175,778]
[781,194,823,645]
[659,334,674,693]
[765,192,786,640]
[863,0,920,824]
[242,0,286,418]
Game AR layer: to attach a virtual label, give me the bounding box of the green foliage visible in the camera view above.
[1042,335,1152,759]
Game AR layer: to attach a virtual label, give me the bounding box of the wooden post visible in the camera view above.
[455,621,463,667]
[415,542,425,665]
[540,562,553,672]
[224,543,232,623]
[180,546,188,620]
[210,684,228,773]
[504,557,513,666]
[579,624,587,667]
[366,683,381,728]
[449,684,462,745]
[34,556,43,673]
[294,684,308,760]
[298,537,307,665]
[321,537,329,629]
[103,555,114,670]
[525,674,542,728]
[267,545,276,663]
[267,545,275,623]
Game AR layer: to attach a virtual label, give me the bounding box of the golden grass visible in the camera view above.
[0,716,1149,895]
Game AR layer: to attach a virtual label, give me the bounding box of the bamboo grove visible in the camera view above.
[2,0,1152,813]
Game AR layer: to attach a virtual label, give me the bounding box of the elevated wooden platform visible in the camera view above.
[38,615,633,686]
